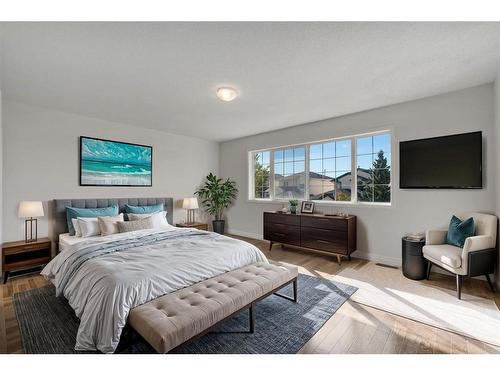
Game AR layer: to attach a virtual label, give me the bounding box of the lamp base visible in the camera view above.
[25,218,38,243]
[186,209,196,225]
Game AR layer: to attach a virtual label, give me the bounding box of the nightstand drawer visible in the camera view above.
[3,242,49,255]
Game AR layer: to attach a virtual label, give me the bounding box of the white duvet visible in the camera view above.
[41,227,267,353]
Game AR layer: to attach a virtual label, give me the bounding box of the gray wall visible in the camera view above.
[2,100,219,242]
[220,84,496,265]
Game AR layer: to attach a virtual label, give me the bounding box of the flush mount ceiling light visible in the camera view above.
[216,87,239,102]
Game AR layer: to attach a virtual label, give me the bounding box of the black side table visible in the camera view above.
[402,237,427,280]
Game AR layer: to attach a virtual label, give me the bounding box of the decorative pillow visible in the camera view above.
[77,217,101,238]
[124,203,164,214]
[98,214,125,236]
[127,211,171,229]
[66,205,119,235]
[446,215,475,248]
[71,218,82,237]
[117,217,155,233]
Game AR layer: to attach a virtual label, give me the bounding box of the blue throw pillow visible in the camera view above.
[66,205,119,235]
[446,215,475,248]
[125,203,164,214]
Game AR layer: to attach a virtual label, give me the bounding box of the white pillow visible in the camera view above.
[78,217,101,238]
[127,211,171,229]
[98,214,125,236]
[72,218,82,237]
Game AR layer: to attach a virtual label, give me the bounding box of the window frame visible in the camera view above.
[248,130,392,206]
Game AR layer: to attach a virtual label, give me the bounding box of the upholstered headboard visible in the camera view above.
[51,197,174,244]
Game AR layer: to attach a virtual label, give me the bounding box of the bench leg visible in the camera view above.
[249,303,255,333]
[293,278,298,302]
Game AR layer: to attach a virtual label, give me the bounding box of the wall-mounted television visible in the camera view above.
[399,131,482,189]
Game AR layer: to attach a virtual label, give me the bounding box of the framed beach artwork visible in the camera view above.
[80,136,153,186]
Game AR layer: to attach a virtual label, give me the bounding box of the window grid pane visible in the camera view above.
[274,146,306,199]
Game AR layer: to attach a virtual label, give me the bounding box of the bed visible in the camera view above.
[42,197,267,353]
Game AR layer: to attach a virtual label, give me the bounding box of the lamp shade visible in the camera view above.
[18,201,44,218]
[182,197,199,210]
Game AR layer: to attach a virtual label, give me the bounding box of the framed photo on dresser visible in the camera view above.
[301,201,314,214]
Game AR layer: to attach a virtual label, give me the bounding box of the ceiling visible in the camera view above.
[1,22,500,142]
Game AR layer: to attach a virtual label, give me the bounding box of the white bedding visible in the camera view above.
[43,227,267,353]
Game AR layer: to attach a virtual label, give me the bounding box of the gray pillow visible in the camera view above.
[117,217,155,233]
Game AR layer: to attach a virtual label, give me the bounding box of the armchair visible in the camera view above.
[423,212,497,299]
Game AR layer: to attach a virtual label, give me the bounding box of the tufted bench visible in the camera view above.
[127,262,298,353]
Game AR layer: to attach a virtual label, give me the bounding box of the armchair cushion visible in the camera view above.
[446,215,475,248]
[423,244,462,269]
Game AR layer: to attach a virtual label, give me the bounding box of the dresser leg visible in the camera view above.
[336,255,342,265]
[268,241,273,252]
[3,271,9,284]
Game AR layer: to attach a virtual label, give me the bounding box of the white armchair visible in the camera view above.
[423,212,497,299]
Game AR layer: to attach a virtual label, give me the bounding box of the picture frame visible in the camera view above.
[301,201,314,214]
[80,136,153,187]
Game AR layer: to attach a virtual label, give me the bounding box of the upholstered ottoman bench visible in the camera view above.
[127,262,298,353]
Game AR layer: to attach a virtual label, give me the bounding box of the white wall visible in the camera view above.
[220,84,496,265]
[2,100,219,242]
[495,74,500,286]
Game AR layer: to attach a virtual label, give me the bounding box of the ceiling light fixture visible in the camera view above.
[216,87,239,102]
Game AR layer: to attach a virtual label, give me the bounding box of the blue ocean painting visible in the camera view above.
[80,137,152,186]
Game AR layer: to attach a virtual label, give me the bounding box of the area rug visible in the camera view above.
[331,262,500,347]
[13,273,356,354]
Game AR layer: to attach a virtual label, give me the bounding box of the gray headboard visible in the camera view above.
[51,197,174,243]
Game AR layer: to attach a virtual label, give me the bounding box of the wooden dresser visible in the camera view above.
[263,211,356,263]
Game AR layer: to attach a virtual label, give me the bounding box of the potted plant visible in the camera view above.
[289,199,299,214]
[195,173,238,234]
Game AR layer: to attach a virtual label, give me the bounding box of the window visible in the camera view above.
[309,139,352,201]
[253,151,270,199]
[274,146,306,199]
[356,133,391,203]
[249,131,391,204]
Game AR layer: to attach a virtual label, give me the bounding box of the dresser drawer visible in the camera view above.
[301,215,347,231]
[264,223,300,246]
[300,227,347,254]
[264,212,301,226]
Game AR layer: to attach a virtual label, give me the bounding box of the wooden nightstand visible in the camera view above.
[176,222,209,231]
[2,238,51,284]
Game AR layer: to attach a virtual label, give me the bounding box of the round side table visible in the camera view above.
[402,237,428,280]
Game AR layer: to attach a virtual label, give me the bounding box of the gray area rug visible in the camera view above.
[14,274,356,354]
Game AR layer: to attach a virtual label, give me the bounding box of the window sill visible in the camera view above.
[247,198,392,207]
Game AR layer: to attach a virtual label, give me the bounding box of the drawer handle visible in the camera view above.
[273,233,285,237]
[317,219,330,222]
[317,239,331,244]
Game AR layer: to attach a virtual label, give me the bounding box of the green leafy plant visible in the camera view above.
[289,199,299,207]
[195,173,238,221]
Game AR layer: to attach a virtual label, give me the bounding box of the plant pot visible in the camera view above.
[290,206,297,214]
[212,220,225,234]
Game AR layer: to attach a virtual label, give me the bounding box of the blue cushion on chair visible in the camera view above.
[124,203,164,214]
[66,205,119,235]
[446,215,475,248]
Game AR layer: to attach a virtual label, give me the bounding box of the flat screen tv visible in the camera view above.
[399,131,482,189]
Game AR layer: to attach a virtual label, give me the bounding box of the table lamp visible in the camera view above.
[18,201,44,243]
[182,197,199,224]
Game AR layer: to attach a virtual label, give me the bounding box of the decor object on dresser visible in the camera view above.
[423,212,497,299]
[182,197,199,224]
[176,222,208,231]
[18,201,44,243]
[289,200,299,214]
[195,172,238,235]
[80,136,152,186]
[2,237,51,283]
[300,201,314,214]
[402,236,428,280]
[263,211,356,264]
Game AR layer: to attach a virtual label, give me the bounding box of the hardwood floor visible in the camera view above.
[1,236,499,354]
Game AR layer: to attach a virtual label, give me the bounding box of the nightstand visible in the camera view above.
[176,222,209,231]
[2,238,51,284]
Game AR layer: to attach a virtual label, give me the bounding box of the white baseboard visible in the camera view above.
[352,250,401,267]
[226,229,263,240]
